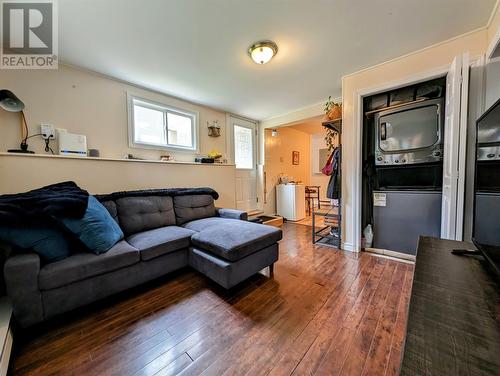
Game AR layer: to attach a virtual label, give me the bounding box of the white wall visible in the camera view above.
[310,133,332,201]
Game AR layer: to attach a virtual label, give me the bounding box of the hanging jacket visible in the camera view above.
[327,147,341,199]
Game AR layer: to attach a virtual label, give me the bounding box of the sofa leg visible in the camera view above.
[269,263,274,275]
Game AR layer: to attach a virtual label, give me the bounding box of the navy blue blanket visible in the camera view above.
[95,187,219,202]
[0,181,89,225]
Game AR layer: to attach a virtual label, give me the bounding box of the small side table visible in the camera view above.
[312,206,341,249]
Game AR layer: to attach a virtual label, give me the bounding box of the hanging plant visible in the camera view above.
[324,128,337,151]
[324,96,342,120]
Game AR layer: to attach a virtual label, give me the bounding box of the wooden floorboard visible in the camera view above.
[9,223,413,376]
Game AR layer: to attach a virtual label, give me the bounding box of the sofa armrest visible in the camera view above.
[216,208,248,221]
[0,241,12,258]
[4,252,44,327]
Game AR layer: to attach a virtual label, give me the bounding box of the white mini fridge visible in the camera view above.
[276,184,306,221]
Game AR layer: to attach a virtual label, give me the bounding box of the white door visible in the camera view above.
[441,53,469,240]
[229,116,258,212]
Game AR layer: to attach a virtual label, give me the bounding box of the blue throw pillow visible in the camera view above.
[0,226,70,262]
[59,196,123,254]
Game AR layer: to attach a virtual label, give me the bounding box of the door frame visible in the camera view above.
[463,55,486,240]
[441,54,469,240]
[225,114,259,165]
[226,114,261,211]
[350,65,450,252]
[452,53,470,240]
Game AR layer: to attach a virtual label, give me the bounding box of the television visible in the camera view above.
[472,97,500,279]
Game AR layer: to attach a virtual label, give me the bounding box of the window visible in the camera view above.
[128,96,198,151]
[234,124,254,169]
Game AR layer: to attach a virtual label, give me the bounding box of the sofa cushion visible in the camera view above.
[126,226,195,261]
[187,218,282,261]
[100,200,119,224]
[58,196,124,255]
[0,226,70,263]
[39,240,139,290]
[183,216,230,232]
[116,196,176,235]
[173,195,216,225]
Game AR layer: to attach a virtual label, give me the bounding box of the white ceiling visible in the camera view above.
[59,0,496,120]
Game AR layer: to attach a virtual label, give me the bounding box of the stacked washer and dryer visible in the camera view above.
[362,78,446,255]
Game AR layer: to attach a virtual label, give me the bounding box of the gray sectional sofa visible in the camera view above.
[2,190,282,327]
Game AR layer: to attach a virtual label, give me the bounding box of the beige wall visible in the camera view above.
[264,127,311,214]
[0,154,236,208]
[341,29,488,251]
[0,64,228,161]
[486,2,500,109]
[0,64,238,206]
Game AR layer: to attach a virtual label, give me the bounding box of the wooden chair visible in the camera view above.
[305,186,320,215]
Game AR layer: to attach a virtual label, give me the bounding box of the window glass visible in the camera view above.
[167,112,193,147]
[130,97,196,151]
[133,104,165,145]
[234,125,254,169]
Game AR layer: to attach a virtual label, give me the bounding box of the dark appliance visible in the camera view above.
[472,97,500,280]
[374,98,445,166]
[375,162,443,190]
[373,190,442,255]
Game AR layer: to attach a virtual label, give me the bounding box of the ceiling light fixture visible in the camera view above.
[248,40,278,65]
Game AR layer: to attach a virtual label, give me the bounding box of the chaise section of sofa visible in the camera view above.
[185,217,281,288]
[3,188,281,327]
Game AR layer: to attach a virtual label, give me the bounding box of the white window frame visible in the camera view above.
[127,93,199,153]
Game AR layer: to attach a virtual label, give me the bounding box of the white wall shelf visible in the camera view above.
[0,152,235,167]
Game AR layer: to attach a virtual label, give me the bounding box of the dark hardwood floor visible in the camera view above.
[10,223,414,376]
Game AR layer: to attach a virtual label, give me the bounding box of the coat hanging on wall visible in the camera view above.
[327,147,341,199]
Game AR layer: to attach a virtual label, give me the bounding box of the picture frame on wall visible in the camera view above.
[292,151,300,165]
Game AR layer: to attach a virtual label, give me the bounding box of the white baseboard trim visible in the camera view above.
[365,247,415,263]
[342,242,357,252]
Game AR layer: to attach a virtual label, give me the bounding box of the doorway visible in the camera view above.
[263,117,335,222]
[356,53,470,255]
[228,115,258,212]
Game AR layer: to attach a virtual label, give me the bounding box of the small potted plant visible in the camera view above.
[208,150,223,163]
[324,96,342,120]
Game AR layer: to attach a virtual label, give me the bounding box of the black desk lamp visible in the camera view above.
[0,89,34,153]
